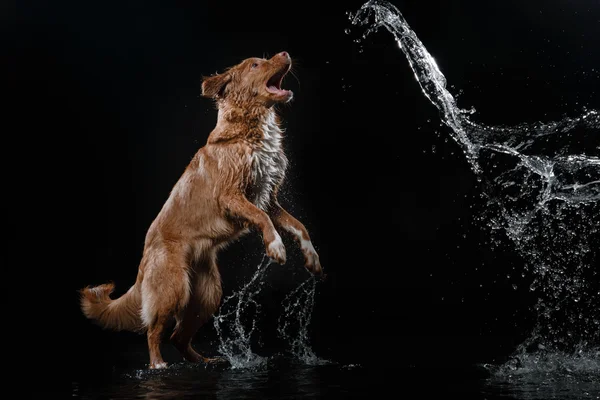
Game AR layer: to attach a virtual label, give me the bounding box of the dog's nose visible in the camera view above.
[278,51,289,59]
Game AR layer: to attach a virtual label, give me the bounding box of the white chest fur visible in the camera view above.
[250,113,288,211]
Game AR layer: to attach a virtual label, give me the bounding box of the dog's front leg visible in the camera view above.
[268,202,323,277]
[222,195,286,264]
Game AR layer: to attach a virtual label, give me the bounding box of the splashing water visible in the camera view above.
[213,256,271,369]
[349,0,599,381]
[213,256,323,369]
[277,276,329,365]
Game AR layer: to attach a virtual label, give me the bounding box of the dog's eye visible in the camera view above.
[251,63,259,69]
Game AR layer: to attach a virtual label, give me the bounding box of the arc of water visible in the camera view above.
[350,0,599,204]
[349,0,600,363]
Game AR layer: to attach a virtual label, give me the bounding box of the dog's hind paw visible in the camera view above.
[150,362,168,370]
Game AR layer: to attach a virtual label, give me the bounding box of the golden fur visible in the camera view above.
[80,52,323,369]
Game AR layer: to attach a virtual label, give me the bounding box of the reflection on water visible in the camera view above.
[71,356,600,400]
[484,375,600,400]
[72,357,354,400]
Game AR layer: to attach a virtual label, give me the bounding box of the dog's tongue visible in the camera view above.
[268,85,287,95]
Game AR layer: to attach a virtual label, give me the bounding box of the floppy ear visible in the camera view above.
[201,72,231,99]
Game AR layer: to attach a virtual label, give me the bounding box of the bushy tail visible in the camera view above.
[79,282,143,332]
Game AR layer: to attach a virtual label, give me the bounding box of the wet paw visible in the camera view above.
[300,238,323,278]
[304,248,324,278]
[267,234,287,264]
[150,362,168,370]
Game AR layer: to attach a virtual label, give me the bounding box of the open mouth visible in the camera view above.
[266,67,291,96]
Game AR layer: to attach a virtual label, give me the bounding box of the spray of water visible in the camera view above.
[349,0,599,379]
[277,276,329,365]
[213,255,323,369]
[213,256,271,369]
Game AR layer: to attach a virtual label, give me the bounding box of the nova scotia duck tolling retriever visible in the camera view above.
[80,51,323,369]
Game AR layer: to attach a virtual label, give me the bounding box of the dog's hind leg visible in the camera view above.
[170,305,205,363]
[141,249,192,369]
[170,254,222,363]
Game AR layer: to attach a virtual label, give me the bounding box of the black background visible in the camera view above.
[12,0,599,389]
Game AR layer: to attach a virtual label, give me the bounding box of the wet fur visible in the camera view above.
[79,52,323,369]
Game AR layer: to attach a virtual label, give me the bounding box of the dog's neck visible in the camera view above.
[208,104,282,146]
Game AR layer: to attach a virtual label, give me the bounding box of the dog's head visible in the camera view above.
[201,51,293,107]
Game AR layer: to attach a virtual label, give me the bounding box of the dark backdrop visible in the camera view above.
[12,0,599,388]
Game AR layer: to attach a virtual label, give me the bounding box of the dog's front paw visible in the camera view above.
[303,247,324,278]
[267,234,287,265]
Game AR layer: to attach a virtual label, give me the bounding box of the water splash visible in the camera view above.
[482,345,600,399]
[213,256,323,369]
[277,276,330,365]
[213,256,271,369]
[349,0,599,377]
